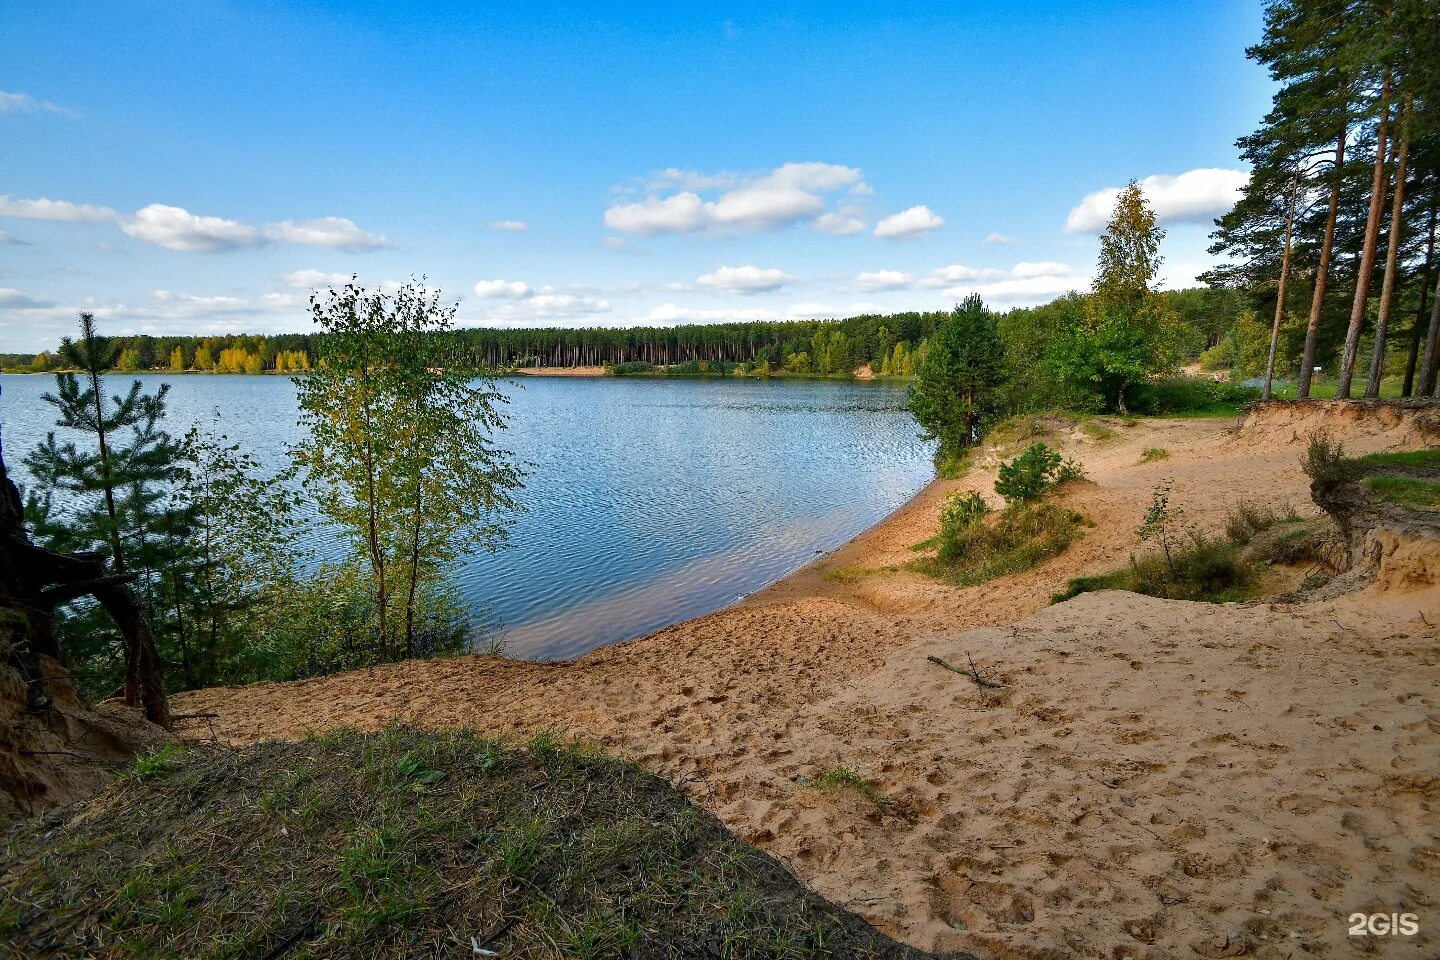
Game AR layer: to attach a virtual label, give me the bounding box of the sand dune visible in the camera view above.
[179,405,1440,959]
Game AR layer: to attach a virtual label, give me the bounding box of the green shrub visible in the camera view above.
[1244,522,1329,566]
[921,501,1085,586]
[1128,377,1259,416]
[936,492,989,559]
[1053,533,1257,604]
[1224,500,1302,545]
[1054,456,1087,484]
[935,448,972,479]
[607,361,655,376]
[1303,431,1364,497]
[995,443,1063,503]
[1138,447,1169,464]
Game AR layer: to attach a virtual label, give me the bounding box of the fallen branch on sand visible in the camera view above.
[926,654,1006,690]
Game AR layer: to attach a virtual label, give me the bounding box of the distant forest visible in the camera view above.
[3,288,1246,378]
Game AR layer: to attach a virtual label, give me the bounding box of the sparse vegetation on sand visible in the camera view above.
[806,767,890,810]
[1051,532,1259,604]
[1306,433,1440,516]
[1137,446,1169,464]
[913,444,1088,587]
[1054,488,1331,605]
[0,726,928,960]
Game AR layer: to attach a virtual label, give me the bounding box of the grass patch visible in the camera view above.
[1224,500,1302,545]
[934,448,971,479]
[1288,377,1408,400]
[121,744,182,783]
[0,726,925,960]
[1366,475,1440,509]
[1052,533,1260,604]
[807,767,889,810]
[1361,449,1440,469]
[913,500,1086,587]
[983,413,1056,451]
[1137,447,1169,464]
[821,564,898,583]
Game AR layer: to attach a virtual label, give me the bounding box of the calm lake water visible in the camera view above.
[0,373,933,659]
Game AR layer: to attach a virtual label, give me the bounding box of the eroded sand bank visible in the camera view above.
[180,405,1440,959]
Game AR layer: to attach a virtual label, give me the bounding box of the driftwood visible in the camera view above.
[926,654,1007,690]
[0,426,171,729]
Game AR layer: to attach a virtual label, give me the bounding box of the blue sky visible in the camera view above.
[0,1,1273,352]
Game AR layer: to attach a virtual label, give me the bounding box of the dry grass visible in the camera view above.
[0,726,931,960]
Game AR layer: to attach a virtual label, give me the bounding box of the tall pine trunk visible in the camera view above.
[1337,75,1392,399]
[1402,200,1436,396]
[1298,128,1347,398]
[1365,100,1410,397]
[1421,271,1440,396]
[1265,172,1299,401]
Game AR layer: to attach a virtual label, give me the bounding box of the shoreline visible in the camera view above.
[178,409,1440,958]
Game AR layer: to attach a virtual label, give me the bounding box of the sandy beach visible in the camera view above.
[179,404,1440,959]
[508,366,610,377]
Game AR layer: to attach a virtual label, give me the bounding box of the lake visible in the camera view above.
[0,373,934,659]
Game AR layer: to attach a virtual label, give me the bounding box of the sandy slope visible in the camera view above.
[179,406,1440,959]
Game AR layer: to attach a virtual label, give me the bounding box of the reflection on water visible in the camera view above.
[1,373,934,659]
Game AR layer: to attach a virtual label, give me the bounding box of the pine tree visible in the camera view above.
[20,314,177,722]
[907,294,1006,463]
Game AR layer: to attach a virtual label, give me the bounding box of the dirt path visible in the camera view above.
[179,407,1440,959]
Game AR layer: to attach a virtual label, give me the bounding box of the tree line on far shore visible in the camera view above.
[3,287,1250,382]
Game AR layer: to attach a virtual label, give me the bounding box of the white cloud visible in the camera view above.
[1159,261,1208,290]
[604,192,708,235]
[0,229,27,246]
[1064,168,1249,233]
[489,220,528,232]
[1010,261,1072,279]
[851,261,1073,293]
[151,289,250,311]
[0,288,55,308]
[942,274,1082,306]
[642,301,836,323]
[854,269,914,292]
[647,168,742,192]
[281,269,350,288]
[984,232,1016,245]
[120,204,263,252]
[785,302,835,319]
[813,212,866,236]
[873,205,944,239]
[920,264,1005,288]
[471,292,612,326]
[849,301,884,313]
[0,91,68,115]
[473,279,533,299]
[695,265,795,294]
[265,216,387,250]
[524,294,610,316]
[116,205,387,252]
[0,195,115,222]
[605,162,865,236]
[645,303,787,324]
